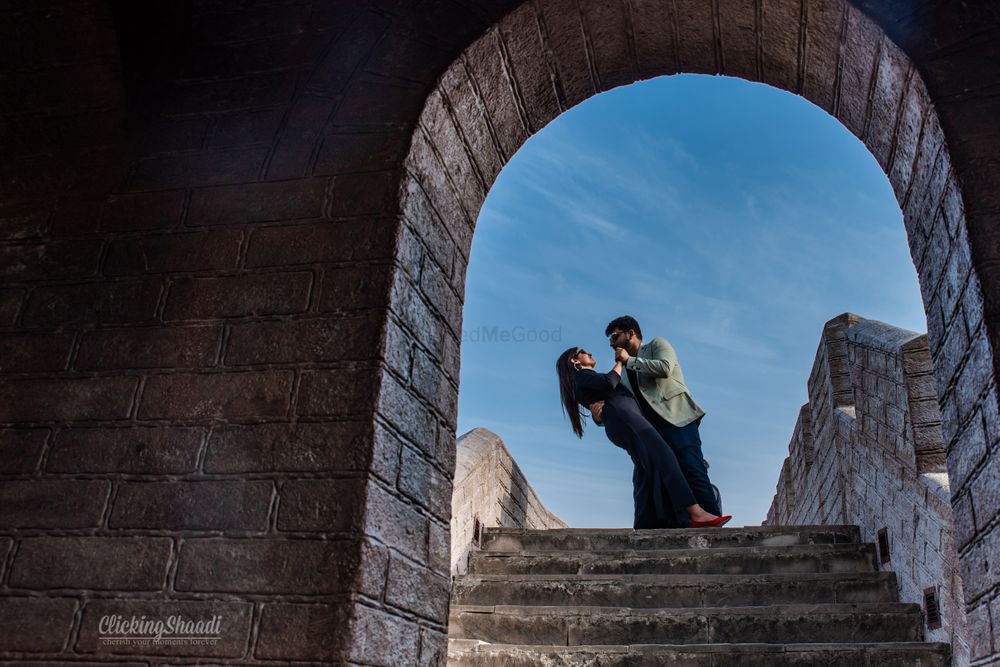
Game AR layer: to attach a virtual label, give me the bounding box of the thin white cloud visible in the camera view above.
[459,74,925,532]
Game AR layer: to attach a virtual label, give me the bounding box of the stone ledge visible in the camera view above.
[447,639,951,666]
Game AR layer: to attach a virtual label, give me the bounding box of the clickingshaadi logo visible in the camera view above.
[99,614,223,647]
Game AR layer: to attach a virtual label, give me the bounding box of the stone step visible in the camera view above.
[480,525,861,553]
[468,543,877,576]
[447,639,951,666]
[449,602,924,646]
[451,572,898,608]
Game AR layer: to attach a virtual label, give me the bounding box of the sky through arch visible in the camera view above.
[456,73,927,527]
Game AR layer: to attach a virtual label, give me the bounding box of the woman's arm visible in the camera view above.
[577,361,624,394]
[582,361,623,426]
[595,362,624,389]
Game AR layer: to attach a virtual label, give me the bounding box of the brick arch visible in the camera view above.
[0,0,997,664]
[396,0,997,660]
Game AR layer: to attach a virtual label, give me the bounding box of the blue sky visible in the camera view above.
[455,74,926,528]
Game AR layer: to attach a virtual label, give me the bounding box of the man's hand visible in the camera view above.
[588,400,605,424]
[614,347,630,364]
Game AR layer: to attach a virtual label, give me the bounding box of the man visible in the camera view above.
[590,315,724,520]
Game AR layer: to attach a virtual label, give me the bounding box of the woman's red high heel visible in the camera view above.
[690,515,732,528]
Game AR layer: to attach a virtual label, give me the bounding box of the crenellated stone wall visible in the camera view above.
[767,313,969,665]
[1,1,999,663]
[450,428,567,576]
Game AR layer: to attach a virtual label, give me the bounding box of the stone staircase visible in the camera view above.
[447,525,951,665]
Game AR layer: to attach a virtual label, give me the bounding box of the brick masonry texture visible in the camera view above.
[766,314,972,664]
[450,428,568,576]
[0,0,996,664]
[9,537,172,591]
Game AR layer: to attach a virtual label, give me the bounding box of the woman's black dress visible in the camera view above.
[576,367,697,528]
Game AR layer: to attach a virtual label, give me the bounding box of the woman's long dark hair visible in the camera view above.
[557,347,586,438]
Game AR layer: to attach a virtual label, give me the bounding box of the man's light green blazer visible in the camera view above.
[619,336,706,428]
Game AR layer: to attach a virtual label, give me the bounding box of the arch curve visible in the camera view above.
[395,0,995,659]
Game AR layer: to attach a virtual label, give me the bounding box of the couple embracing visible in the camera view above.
[557,315,732,529]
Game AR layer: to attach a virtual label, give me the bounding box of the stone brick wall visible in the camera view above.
[0,1,998,664]
[0,3,507,664]
[767,313,970,664]
[403,3,1000,659]
[450,428,567,576]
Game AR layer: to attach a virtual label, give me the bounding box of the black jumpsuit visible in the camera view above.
[576,367,698,528]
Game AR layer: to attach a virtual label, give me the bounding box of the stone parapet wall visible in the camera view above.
[767,313,969,664]
[450,428,567,575]
[1,1,998,663]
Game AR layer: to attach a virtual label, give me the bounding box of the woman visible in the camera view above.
[557,346,732,529]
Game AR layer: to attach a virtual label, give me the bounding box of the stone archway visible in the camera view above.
[394,0,997,661]
[0,1,996,665]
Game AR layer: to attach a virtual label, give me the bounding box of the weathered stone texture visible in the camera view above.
[448,525,950,663]
[0,0,997,664]
[767,314,971,664]
[10,537,172,591]
[450,428,568,576]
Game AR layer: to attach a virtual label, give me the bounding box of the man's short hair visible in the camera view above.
[605,315,642,340]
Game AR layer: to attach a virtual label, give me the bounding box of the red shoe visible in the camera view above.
[690,515,732,528]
